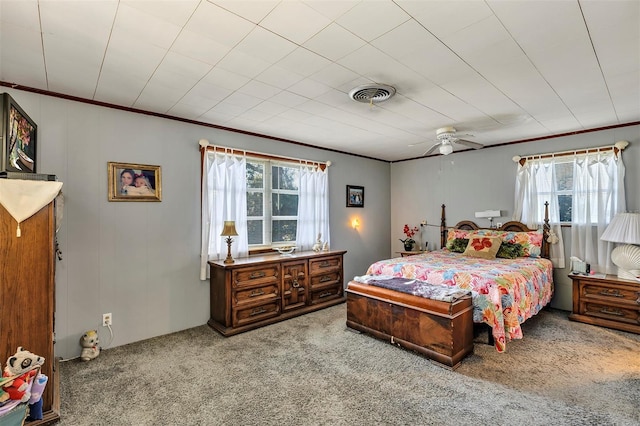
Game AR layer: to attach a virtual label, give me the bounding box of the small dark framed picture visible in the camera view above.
[346,185,364,208]
[108,162,162,202]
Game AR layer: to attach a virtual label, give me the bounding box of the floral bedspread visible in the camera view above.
[365,250,554,352]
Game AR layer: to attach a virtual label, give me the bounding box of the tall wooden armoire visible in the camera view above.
[0,200,60,424]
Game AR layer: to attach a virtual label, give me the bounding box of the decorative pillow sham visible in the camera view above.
[496,242,525,259]
[500,230,543,258]
[449,238,469,253]
[462,236,502,259]
[445,228,473,250]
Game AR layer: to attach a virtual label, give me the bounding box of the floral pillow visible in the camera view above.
[448,238,469,253]
[462,236,502,259]
[500,230,543,257]
[445,228,474,250]
[496,242,525,259]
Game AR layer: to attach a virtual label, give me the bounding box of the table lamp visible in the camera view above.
[221,221,239,264]
[600,212,640,280]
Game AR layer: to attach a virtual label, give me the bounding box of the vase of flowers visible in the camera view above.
[400,224,419,251]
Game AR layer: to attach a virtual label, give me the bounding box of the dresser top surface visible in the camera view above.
[209,249,346,269]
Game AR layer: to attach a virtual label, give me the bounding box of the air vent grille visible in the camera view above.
[349,84,396,103]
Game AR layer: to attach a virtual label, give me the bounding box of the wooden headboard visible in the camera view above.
[439,203,551,259]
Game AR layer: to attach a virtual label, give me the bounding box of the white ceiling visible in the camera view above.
[1,0,638,162]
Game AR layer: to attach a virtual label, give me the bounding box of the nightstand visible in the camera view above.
[568,273,640,334]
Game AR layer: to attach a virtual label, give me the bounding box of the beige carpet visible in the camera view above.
[58,304,640,425]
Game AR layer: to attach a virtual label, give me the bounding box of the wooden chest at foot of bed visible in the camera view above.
[345,281,474,369]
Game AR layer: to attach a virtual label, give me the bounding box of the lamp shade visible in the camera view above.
[440,143,453,155]
[600,213,640,244]
[475,210,501,219]
[220,221,238,237]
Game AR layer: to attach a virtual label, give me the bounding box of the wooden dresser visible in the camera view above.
[0,201,60,425]
[568,273,640,334]
[208,250,346,336]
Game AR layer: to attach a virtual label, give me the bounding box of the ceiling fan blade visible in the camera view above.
[423,143,441,156]
[454,139,483,149]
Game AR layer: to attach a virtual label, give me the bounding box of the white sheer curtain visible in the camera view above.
[571,150,625,274]
[514,158,566,268]
[200,150,248,280]
[296,164,329,251]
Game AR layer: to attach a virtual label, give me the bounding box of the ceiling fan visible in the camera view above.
[423,127,484,156]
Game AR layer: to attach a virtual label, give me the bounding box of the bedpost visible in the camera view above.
[440,204,446,250]
[542,201,550,259]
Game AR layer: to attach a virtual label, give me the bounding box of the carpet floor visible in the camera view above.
[58,304,640,426]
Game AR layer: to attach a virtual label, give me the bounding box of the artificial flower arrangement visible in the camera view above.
[399,224,419,249]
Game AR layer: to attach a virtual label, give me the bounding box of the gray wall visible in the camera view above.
[3,88,390,360]
[390,125,640,311]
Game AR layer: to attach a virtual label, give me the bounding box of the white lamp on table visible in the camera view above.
[600,212,640,280]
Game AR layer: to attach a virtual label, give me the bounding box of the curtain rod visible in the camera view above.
[198,139,329,169]
[513,141,629,165]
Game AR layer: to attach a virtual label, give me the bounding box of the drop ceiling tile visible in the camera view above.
[260,1,331,44]
[303,23,366,61]
[236,108,274,122]
[309,63,360,89]
[303,0,359,20]
[100,36,166,83]
[0,23,46,85]
[256,65,304,90]
[121,0,198,27]
[185,1,255,47]
[337,44,399,77]
[169,29,231,66]
[39,0,117,40]
[221,92,263,109]
[167,102,211,119]
[336,0,411,42]
[237,80,282,100]
[276,48,332,77]
[269,91,309,108]
[202,67,250,91]
[0,0,40,30]
[114,4,182,49]
[217,49,271,79]
[287,79,331,99]
[135,83,185,112]
[252,101,290,115]
[210,0,279,24]
[236,26,298,64]
[94,72,147,106]
[200,109,236,124]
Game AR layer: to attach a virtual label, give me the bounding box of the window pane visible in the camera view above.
[558,195,572,222]
[247,192,263,216]
[555,162,573,190]
[247,220,263,245]
[272,165,298,190]
[272,220,297,243]
[272,193,298,216]
[247,162,264,189]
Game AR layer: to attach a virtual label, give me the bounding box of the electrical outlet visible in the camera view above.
[496,222,503,228]
[102,313,112,326]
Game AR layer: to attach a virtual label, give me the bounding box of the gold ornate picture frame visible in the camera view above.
[108,162,161,202]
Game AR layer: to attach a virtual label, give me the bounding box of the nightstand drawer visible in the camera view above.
[581,283,640,305]
[581,301,640,326]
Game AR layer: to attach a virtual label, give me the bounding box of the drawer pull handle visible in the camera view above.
[600,307,624,316]
[319,261,330,268]
[250,290,264,297]
[250,307,266,316]
[319,291,333,298]
[599,289,624,298]
[292,279,299,288]
[250,272,266,279]
[320,275,332,283]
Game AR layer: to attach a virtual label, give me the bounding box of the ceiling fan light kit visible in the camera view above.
[422,126,484,156]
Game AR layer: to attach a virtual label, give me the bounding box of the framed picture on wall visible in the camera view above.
[108,162,162,202]
[346,185,364,208]
[1,93,37,173]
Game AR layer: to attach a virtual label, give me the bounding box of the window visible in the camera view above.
[247,159,300,247]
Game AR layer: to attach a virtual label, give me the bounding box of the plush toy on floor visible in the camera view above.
[80,330,101,361]
[2,347,45,402]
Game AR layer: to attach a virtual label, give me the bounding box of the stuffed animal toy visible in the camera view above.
[80,330,100,361]
[2,347,45,403]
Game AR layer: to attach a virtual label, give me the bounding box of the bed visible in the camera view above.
[346,203,553,357]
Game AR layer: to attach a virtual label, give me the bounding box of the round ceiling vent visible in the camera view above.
[349,84,396,104]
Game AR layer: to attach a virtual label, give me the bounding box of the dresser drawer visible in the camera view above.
[580,301,640,326]
[232,264,280,288]
[233,283,279,307]
[310,284,342,304]
[309,255,342,275]
[233,301,280,327]
[309,271,341,289]
[580,282,640,306]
